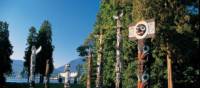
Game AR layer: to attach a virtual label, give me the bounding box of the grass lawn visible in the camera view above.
[4,83,85,88]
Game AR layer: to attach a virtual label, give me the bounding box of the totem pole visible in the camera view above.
[128,19,155,88]
[113,12,123,88]
[59,64,79,88]
[64,64,70,88]
[96,31,103,88]
[29,46,42,88]
[87,41,93,88]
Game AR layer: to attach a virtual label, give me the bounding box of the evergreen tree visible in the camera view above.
[78,0,136,88]
[36,20,54,83]
[0,21,13,86]
[93,0,136,88]
[78,0,199,88]
[77,35,97,88]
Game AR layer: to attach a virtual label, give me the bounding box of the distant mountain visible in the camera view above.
[8,59,24,77]
[53,58,85,75]
[8,59,85,77]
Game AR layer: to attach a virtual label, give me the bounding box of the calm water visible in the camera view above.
[6,78,59,83]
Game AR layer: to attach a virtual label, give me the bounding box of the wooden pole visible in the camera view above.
[96,32,103,88]
[29,46,36,88]
[115,15,122,88]
[128,19,155,88]
[87,48,92,88]
[137,39,150,88]
[64,64,70,88]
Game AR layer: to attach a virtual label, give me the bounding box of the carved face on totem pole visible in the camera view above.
[31,46,36,55]
[129,19,155,88]
[128,19,155,40]
[136,24,146,36]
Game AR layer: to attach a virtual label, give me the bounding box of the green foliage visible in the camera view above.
[78,0,199,88]
[77,0,137,88]
[0,21,13,85]
[90,0,137,88]
[23,20,54,83]
[132,0,199,87]
[36,20,54,79]
[77,45,89,57]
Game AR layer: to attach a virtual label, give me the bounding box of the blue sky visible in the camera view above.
[0,0,100,67]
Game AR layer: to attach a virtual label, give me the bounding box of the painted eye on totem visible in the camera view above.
[137,24,146,31]
[136,24,146,36]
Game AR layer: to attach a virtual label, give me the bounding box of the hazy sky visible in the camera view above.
[0,0,100,67]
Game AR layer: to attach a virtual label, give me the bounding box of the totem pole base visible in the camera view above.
[29,81,35,88]
[64,83,70,88]
[137,81,143,88]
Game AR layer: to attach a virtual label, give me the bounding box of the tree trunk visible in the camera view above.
[39,74,44,83]
[0,74,5,88]
[167,42,173,88]
[27,72,30,83]
[45,75,49,88]
[45,60,50,88]
[167,50,173,88]
[74,77,77,84]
